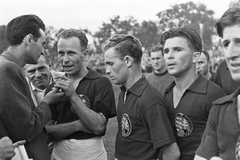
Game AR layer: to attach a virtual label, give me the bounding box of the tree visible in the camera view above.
[0,25,8,54]
[44,26,64,70]
[94,15,139,53]
[156,2,216,50]
[136,20,160,51]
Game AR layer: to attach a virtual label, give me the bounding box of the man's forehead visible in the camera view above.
[151,51,162,57]
[164,37,188,48]
[222,24,240,39]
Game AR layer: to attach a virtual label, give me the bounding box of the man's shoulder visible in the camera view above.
[146,72,154,79]
[207,79,226,94]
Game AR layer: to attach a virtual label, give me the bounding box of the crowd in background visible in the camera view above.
[83,45,225,75]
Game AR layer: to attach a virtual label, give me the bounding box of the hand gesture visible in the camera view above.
[0,137,25,160]
[54,76,77,98]
[43,86,65,105]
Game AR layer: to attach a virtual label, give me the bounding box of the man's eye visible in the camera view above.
[28,71,35,75]
[58,52,64,56]
[163,50,169,54]
[106,62,114,66]
[222,42,229,48]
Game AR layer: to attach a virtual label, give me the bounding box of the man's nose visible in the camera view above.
[35,70,42,77]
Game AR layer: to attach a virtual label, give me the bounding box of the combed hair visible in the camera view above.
[216,7,240,38]
[160,27,202,53]
[150,45,163,52]
[58,29,88,51]
[104,34,143,64]
[201,50,210,61]
[6,14,45,46]
[150,45,163,55]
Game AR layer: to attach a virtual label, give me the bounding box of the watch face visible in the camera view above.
[175,113,193,137]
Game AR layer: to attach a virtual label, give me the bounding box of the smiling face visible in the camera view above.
[24,55,51,90]
[58,37,85,78]
[163,37,197,78]
[222,24,240,81]
[104,47,128,85]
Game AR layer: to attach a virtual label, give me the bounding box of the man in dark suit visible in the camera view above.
[0,14,63,160]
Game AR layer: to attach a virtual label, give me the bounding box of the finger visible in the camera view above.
[1,136,11,141]
[13,140,26,147]
[55,76,69,82]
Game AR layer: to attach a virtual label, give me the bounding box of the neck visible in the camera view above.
[7,46,26,67]
[153,68,167,75]
[124,67,142,90]
[67,66,88,81]
[174,70,198,92]
[206,71,212,80]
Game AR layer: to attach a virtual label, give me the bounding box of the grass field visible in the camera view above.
[102,82,120,160]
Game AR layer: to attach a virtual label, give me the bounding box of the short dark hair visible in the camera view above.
[6,14,45,46]
[216,7,240,38]
[160,27,202,53]
[58,29,88,51]
[104,34,143,64]
[150,45,163,54]
[201,50,210,61]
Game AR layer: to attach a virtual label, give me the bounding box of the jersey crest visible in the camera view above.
[121,113,132,137]
[71,94,90,114]
[175,113,193,137]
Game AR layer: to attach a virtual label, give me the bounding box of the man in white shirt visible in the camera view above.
[24,54,64,105]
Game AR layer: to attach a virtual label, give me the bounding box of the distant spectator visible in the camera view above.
[146,45,173,96]
[197,51,216,81]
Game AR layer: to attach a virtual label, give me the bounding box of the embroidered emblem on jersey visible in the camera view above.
[236,137,240,160]
[121,113,132,137]
[175,113,193,137]
[71,94,90,114]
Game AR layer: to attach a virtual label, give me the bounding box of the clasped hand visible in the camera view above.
[54,76,76,98]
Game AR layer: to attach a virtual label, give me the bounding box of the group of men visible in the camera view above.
[1,5,240,160]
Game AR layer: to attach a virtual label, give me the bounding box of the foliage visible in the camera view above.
[136,20,160,50]
[156,2,216,50]
[44,26,64,70]
[94,15,139,53]
[0,1,227,73]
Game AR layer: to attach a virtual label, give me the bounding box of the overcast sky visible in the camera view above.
[0,0,233,32]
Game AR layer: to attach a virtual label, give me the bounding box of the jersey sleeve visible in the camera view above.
[92,77,117,119]
[144,102,176,149]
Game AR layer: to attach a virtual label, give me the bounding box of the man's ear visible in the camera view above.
[125,56,134,67]
[193,51,200,63]
[83,49,88,56]
[82,49,88,61]
[24,34,34,45]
